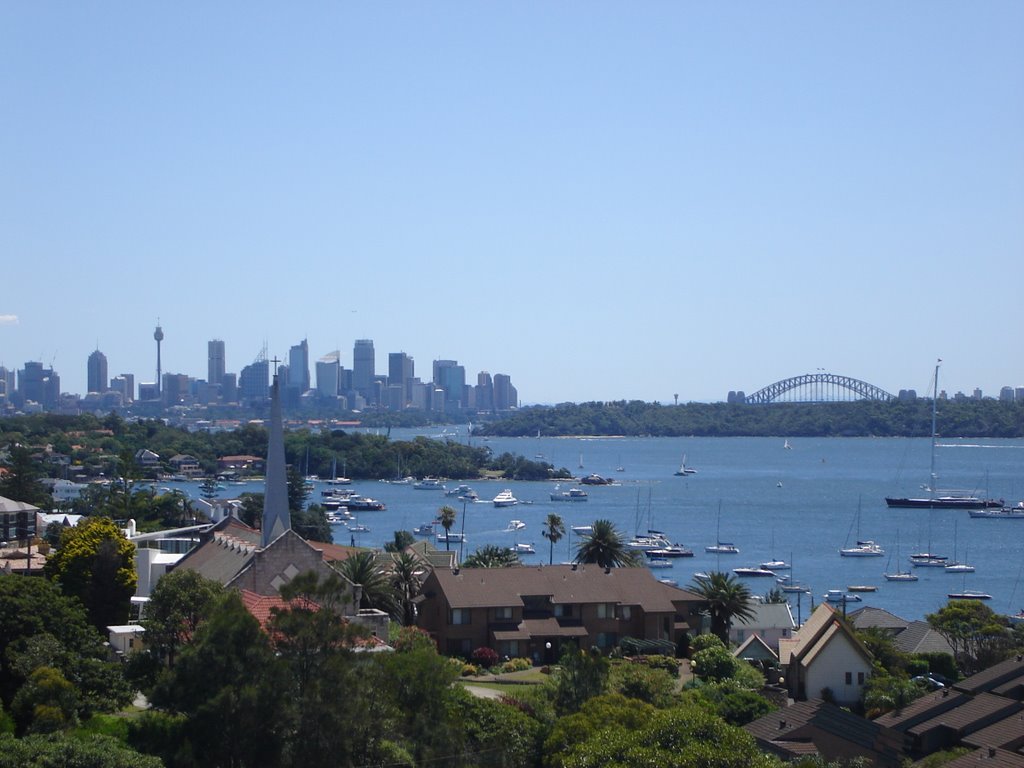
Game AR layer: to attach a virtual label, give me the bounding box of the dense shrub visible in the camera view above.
[501,657,532,673]
[471,646,499,669]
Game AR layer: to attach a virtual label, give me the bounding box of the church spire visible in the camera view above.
[261,362,291,547]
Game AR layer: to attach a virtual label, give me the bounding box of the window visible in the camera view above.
[498,640,520,658]
[857,672,865,685]
[845,672,852,685]
[450,608,471,625]
[618,606,632,620]
[596,632,618,648]
[554,603,574,618]
[596,603,617,619]
[494,606,513,621]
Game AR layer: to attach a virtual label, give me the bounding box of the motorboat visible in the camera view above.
[847,585,877,593]
[505,520,526,531]
[781,582,811,593]
[948,590,992,600]
[413,522,435,536]
[944,562,975,573]
[514,542,536,555]
[733,567,776,577]
[968,504,1024,519]
[627,532,671,551]
[571,524,593,536]
[345,495,386,511]
[347,523,370,533]
[760,559,790,570]
[647,558,673,569]
[646,545,694,558]
[325,511,349,524]
[445,484,478,501]
[436,531,465,544]
[550,487,589,502]
[824,590,862,603]
[413,478,446,490]
[579,474,613,486]
[493,489,518,507]
[910,555,949,568]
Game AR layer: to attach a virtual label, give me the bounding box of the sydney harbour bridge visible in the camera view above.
[733,372,896,404]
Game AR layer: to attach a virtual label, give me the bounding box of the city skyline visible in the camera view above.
[1,5,1021,403]
[0,332,1018,409]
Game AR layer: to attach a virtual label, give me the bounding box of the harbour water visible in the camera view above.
[181,431,1024,622]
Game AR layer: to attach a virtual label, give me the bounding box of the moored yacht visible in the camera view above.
[493,489,518,507]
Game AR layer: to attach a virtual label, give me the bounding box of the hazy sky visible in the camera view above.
[2,4,1021,404]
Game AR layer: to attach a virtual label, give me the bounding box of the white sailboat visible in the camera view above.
[839,497,884,557]
[674,453,697,476]
[884,530,918,582]
[705,502,739,554]
[944,523,975,573]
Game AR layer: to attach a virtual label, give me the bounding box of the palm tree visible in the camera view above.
[390,551,423,625]
[438,505,457,551]
[574,519,638,568]
[688,571,756,644]
[462,544,521,569]
[337,550,397,617]
[542,513,565,565]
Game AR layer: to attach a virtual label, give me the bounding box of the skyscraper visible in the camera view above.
[353,339,375,401]
[388,352,414,403]
[289,338,310,393]
[87,349,108,393]
[316,351,341,398]
[208,339,226,386]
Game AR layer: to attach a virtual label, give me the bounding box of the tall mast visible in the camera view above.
[929,359,940,493]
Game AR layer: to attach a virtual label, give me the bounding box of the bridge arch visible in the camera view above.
[742,373,895,404]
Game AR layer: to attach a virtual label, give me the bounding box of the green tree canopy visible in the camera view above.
[687,572,755,644]
[44,517,137,630]
[926,600,1013,674]
[142,569,225,669]
[573,519,638,568]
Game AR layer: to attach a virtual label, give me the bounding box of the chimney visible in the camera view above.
[604,566,611,574]
[988,748,997,758]
[571,563,578,571]
[452,567,460,576]
[779,719,787,730]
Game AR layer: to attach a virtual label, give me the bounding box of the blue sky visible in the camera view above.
[2,3,1021,404]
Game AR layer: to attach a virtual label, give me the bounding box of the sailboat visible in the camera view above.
[779,553,809,592]
[783,439,792,450]
[674,453,697,476]
[839,497,884,557]
[886,360,1003,510]
[705,502,739,554]
[944,523,975,573]
[326,456,352,486]
[761,529,790,570]
[884,530,918,582]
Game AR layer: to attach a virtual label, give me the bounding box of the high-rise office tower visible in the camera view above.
[208,339,226,386]
[316,351,340,397]
[494,374,516,411]
[87,349,108,393]
[289,338,310,393]
[154,323,164,397]
[353,339,375,400]
[476,371,494,411]
[433,359,465,408]
[388,352,414,403]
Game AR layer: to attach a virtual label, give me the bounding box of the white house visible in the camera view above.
[729,596,797,651]
[779,603,874,706]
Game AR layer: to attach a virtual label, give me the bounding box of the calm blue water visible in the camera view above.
[178,432,1024,622]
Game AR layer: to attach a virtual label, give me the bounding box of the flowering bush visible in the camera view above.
[471,646,499,669]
